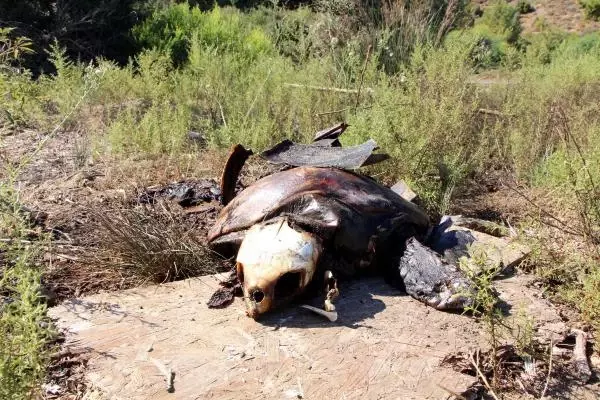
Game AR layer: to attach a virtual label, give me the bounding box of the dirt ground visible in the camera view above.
[2,126,599,399]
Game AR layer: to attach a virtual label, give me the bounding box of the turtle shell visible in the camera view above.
[208,167,431,271]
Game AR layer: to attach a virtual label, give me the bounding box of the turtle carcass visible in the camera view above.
[208,166,473,319]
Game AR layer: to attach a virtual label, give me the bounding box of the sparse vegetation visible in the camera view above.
[459,247,556,396]
[94,202,223,283]
[517,0,535,14]
[580,0,600,20]
[460,246,505,390]
[1,29,55,400]
[2,0,600,397]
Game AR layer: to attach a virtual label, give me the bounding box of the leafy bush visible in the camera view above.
[477,0,522,44]
[524,30,600,65]
[446,28,509,69]
[445,1,524,69]
[523,29,568,65]
[516,0,535,14]
[579,0,600,20]
[133,4,273,66]
[1,172,53,400]
[0,0,148,72]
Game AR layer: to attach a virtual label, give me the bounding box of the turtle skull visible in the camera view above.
[235,217,322,319]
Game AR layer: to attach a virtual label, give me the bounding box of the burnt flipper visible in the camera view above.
[428,216,477,265]
[399,238,474,311]
[221,144,253,206]
[313,122,348,142]
[207,271,243,308]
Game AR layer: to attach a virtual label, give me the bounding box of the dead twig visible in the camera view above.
[314,105,373,117]
[504,179,583,237]
[355,45,372,112]
[436,383,468,400]
[469,352,500,400]
[284,82,374,95]
[477,108,510,118]
[149,357,175,393]
[540,340,553,400]
[216,100,227,128]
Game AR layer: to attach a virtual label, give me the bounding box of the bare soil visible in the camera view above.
[476,0,600,33]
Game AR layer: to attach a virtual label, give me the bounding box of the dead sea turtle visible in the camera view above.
[207,165,474,319]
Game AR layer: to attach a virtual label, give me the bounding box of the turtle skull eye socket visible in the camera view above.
[274,271,302,299]
[251,289,265,303]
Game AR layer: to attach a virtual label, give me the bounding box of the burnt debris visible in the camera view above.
[138,179,222,207]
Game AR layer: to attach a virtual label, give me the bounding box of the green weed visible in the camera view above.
[580,0,600,20]
[1,30,55,399]
[133,4,273,66]
[516,1,535,14]
[0,171,55,399]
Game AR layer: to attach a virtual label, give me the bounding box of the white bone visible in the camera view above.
[236,217,322,318]
[300,305,338,322]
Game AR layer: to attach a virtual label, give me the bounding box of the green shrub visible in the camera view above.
[579,0,600,20]
[133,4,273,66]
[557,31,600,58]
[1,174,54,400]
[516,0,535,14]
[524,29,569,65]
[445,24,518,70]
[445,1,525,69]
[477,0,522,44]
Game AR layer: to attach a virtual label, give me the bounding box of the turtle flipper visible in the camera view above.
[398,237,474,311]
[427,215,477,265]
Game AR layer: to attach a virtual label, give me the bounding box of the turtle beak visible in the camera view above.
[235,217,322,319]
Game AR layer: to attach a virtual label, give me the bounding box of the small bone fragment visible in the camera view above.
[300,305,338,322]
[572,329,592,383]
[150,357,176,393]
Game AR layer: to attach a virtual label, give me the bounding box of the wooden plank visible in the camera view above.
[49,265,567,400]
[51,275,483,399]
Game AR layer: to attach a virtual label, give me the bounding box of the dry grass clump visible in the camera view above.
[94,201,224,284]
